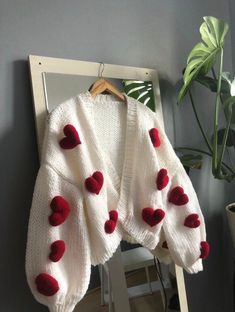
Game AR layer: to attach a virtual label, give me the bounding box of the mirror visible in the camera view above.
[29,55,188,312]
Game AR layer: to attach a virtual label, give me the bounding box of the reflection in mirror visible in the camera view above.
[43,73,181,312]
[44,73,124,112]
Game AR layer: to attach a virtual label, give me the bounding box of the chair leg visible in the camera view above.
[108,270,113,312]
[145,266,153,294]
[157,261,167,311]
[99,264,105,306]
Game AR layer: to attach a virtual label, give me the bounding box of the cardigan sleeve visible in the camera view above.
[25,163,91,312]
[149,111,209,274]
[162,165,207,273]
[25,164,91,312]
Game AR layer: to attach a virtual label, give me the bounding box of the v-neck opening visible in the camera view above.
[89,93,127,183]
[77,91,137,210]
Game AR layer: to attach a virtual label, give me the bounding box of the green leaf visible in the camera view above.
[178,154,203,169]
[178,16,229,103]
[196,76,230,94]
[122,80,155,111]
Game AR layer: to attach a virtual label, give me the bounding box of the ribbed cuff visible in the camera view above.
[49,300,77,312]
[185,259,203,274]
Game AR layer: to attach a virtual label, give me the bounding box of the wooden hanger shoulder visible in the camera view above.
[90,78,126,102]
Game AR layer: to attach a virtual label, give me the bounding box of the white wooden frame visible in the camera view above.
[28,54,189,312]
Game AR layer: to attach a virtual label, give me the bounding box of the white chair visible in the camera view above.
[99,246,172,311]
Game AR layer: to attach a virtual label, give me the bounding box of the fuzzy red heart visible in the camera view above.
[200,241,210,259]
[149,128,161,148]
[49,240,65,262]
[184,214,200,228]
[168,186,189,206]
[104,220,116,234]
[59,124,81,149]
[49,196,70,226]
[109,210,118,223]
[35,273,59,296]
[85,171,104,194]
[104,210,118,234]
[156,168,169,190]
[142,207,165,227]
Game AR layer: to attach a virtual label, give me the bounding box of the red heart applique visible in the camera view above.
[49,240,65,262]
[35,273,59,296]
[49,196,70,226]
[85,171,104,194]
[59,124,81,149]
[200,241,210,259]
[149,128,161,148]
[156,168,169,190]
[142,207,165,227]
[104,210,118,234]
[184,214,200,228]
[168,186,189,206]
[109,210,118,223]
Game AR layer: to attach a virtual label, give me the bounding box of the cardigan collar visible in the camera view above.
[77,91,137,210]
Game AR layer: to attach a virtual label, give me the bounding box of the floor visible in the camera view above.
[75,266,177,312]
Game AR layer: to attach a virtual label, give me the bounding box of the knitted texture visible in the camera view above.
[26,91,208,312]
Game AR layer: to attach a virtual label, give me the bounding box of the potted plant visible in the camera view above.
[177,16,235,245]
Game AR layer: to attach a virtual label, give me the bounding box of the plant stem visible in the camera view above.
[212,48,224,176]
[211,67,227,114]
[188,89,213,153]
[217,111,232,174]
[211,67,235,170]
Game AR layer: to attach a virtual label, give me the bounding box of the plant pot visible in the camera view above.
[226,203,235,247]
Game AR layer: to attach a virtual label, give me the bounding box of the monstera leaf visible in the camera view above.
[196,76,230,94]
[178,16,229,103]
[122,80,155,111]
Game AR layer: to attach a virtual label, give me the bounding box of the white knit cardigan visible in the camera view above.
[26,91,208,312]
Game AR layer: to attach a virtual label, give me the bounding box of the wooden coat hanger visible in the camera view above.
[89,62,126,103]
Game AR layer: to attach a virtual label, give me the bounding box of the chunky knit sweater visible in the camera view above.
[26,91,209,312]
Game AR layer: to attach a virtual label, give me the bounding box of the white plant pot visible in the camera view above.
[226,203,235,247]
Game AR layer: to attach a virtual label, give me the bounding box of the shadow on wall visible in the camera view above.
[187,162,234,312]
[159,71,235,311]
[0,60,47,311]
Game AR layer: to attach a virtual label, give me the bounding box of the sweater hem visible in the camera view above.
[90,231,122,265]
[119,212,161,250]
[48,300,77,312]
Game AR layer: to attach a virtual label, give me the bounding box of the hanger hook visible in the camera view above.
[98,62,105,78]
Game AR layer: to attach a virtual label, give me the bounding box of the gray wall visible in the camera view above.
[0,0,234,311]
[229,0,235,71]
